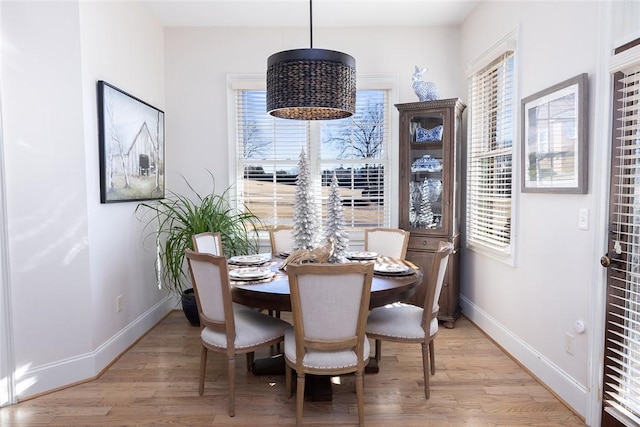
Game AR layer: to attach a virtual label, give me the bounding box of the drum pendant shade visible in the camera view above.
[267,49,356,120]
[266,1,356,120]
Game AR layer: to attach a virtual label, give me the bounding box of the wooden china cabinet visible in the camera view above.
[396,98,466,328]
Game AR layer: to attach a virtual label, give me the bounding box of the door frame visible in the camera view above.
[587,2,613,425]
[589,4,640,423]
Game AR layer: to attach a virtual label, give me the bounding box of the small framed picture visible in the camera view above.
[521,73,588,193]
[97,81,165,203]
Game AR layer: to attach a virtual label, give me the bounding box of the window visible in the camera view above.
[233,87,391,230]
[466,49,516,257]
[602,59,640,426]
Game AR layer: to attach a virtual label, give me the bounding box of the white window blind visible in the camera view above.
[466,51,515,255]
[234,89,390,229]
[604,64,640,426]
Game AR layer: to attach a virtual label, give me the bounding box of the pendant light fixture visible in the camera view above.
[266,0,356,120]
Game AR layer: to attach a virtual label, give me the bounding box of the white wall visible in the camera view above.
[78,0,170,363]
[0,0,172,400]
[459,1,602,421]
[0,2,632,422]
[162,12,615,422]
[0,1,464,403]
[2,0,94,397]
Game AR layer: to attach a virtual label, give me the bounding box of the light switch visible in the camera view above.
[578,208,589,230]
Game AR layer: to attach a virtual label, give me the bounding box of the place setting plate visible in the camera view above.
[346,251,379,261]
[228,254,271,266]
[373,262,415,276]
[229,267,275,281]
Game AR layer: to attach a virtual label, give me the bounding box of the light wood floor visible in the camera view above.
[0,311,586,426]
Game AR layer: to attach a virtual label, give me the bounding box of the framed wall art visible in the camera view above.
[521,73,588,193]
[97,80,165,203]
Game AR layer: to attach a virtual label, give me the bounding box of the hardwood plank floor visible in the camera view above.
[0,311,586,426]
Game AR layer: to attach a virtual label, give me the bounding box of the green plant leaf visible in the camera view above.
[135,171,263,296]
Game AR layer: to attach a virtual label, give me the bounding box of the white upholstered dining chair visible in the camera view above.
[284,262,374,427]
[269,225,294,256]
[192,231,223,256]
[364,227,410,259]
[365,241,453,399]
[364,227,410,361]
[184,249,290,417]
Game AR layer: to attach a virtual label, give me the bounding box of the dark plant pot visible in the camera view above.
[181,288,200,327]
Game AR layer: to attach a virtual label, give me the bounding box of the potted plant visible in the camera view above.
[136,173,263,325]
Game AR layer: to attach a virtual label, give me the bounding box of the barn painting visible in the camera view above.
[98,81,165,203]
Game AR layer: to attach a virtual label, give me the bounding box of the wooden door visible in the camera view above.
[601,59,640,426]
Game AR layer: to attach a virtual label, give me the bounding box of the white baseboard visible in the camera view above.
[16,297,174,400]
[460,295,588,419]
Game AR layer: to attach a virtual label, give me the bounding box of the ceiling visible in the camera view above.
[140,0,480,28]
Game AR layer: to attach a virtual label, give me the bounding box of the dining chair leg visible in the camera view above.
[296,372,305,427]
[374,339,382,362]
[355,371,365,426]
[429,340,436,375]
[198,346,207,396]
[421,343,430,399]
[227,356,236,417]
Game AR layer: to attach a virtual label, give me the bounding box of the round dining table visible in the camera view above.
[231,257,424,312]
[229,256,424,401]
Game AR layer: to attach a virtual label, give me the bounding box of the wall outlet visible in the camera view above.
[116,295,123,313]
[565,333,574,355]
[578,208,589,230]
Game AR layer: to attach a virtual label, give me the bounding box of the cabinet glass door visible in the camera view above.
[408,112,445,231]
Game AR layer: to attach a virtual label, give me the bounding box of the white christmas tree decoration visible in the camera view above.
[325,172,349,263]
[292,148,321,250]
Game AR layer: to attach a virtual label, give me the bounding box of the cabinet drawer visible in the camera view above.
[408,236,441,251]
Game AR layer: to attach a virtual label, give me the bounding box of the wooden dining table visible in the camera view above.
[231,256,423,312]
[229,256,424,401]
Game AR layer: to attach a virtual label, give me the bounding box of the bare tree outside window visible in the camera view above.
[323,99,384,160]
[243,120,271,159]
[322,96,386,207]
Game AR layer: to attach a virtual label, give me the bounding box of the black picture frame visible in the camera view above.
[521,73,588,194]
[97,80,165,203]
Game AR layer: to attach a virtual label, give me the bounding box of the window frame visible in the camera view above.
[601,43,640,427]
[227,74,400,246]
[465,33,518,264]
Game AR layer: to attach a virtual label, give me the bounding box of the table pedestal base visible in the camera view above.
[251,354,333,401]
[300,376,333,401]
[251,354,378,401]
[252,354,285,375]
[364,358,379,374]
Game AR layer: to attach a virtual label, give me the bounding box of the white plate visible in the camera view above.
[374,263,411,274]
[347,251,379,260]
[228,254,270,265]
[229,267,274,281]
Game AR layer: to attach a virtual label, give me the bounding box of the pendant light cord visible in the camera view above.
[309,0,313,49]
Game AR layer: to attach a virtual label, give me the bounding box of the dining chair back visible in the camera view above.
[284,262,374,427]
[269,225,294,256]
[364,227,410,259]
[365,241,453,399]
[364,227,410,362]
[185,249,290,417]
[192,232,223,256]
